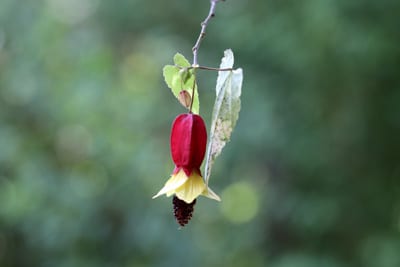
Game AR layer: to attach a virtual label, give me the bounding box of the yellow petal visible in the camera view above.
[174,171,206,203]
[152,170,188,199]
[202,186,221,202]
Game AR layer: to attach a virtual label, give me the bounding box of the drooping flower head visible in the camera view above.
[153,113,220,226]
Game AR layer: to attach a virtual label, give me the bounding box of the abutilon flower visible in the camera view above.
[153,113,220,226]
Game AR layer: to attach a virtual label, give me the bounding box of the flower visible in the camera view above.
[153,113,220,204]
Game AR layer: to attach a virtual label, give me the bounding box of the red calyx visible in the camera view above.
[170,113,207,176]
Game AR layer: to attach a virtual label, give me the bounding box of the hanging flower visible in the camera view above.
[153,113,220,226]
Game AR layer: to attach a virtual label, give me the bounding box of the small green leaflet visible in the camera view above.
[204,49,243,183]
[163,53,200,114]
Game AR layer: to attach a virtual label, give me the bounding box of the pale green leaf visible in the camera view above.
[162,53,199,114]
[173,53,191,67]
[204,49,243,183]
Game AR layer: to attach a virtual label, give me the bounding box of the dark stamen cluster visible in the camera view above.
[173,196,196,227]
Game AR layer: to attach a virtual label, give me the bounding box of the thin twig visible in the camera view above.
[175,65,233,72]
[192,0,224,67]
[189,75,196,113]
[197,66,233,72]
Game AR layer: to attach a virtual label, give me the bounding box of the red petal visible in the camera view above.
[170,113,207,171]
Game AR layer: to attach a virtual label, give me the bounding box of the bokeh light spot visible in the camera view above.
[220,181,259,224]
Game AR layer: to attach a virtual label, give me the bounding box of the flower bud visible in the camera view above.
[178,90,192,109]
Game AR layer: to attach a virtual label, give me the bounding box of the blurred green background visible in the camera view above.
[1,0,400,266]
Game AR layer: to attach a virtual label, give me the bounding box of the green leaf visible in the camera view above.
[162,53,199,114]
[204,49,243,183]
[173,53,190,67]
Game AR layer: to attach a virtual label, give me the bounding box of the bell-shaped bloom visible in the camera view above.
[153,113,220,204]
